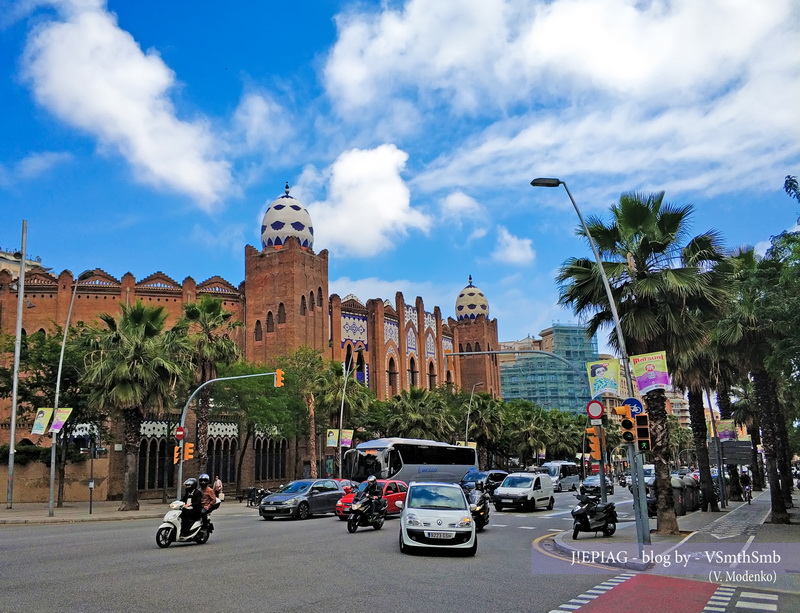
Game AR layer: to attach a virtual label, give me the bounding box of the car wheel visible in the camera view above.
[462,537,478,557]
[297,502,311,520]
[527,498,536,512]
[399,530,414,554]
[156,526,173,548]
[494,504,503,512]
[603,521,616,537]
[262,515,273,520]
[546,497,554,510]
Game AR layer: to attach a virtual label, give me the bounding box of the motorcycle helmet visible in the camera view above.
[184,477,198,492]
[367,475,377,484]
[198,473,210,488]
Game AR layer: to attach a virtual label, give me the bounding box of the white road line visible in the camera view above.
[733,602,777,611]
[739,593,778,600]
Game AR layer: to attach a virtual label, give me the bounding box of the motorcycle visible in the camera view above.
[571,493,617,540]
[346,491,387,533]
[156,498,221,548]
[462,482,490,532]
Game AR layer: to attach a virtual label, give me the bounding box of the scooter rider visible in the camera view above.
[180,478,203,536]
[198,473,216,526]
[365,475,382,519]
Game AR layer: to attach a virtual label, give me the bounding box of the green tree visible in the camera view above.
[82,301,191,511]
[557,191,726,534]
[464,392,503,469]
[182,295,242,473]
[384,387,454,441]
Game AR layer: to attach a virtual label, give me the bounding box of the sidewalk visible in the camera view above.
[0,496,255,524]
[553,488,800,594]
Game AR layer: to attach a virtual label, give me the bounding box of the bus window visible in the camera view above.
[388,449,402,477]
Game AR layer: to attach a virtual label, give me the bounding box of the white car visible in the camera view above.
[397,482,477,556]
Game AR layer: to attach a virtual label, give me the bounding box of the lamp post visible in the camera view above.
[531,178,650,548]
[464,382,484,445]
[338,347,364,479]
[6,221,28,509]
[48,269,93,517]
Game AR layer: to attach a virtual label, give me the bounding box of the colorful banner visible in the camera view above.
[716,419,737,442]
[341,429,354,447]
[49,407,73,433]
[31,408,54,435]
[630,351,671,394]
[586,359,621,399]
[326,429,339,447]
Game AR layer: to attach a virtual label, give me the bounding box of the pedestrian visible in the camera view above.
[213,475,223,500]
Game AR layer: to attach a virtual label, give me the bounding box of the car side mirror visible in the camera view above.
[395,500,404,510]
[310,488,320,495]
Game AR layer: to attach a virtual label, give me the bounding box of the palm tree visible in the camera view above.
[384,387,455,441]
[182,295,242,473]
[464,393,503,469]
[546,410,584,462]
[557,191,726,534]
[82,301,191,510]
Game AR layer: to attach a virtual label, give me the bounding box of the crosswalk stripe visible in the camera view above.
[734,601,777,611]
[739,593,778,600]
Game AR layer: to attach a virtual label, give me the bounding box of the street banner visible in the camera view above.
[586,359,620,398]
[49,407,73,433]
[456,440,466,447]
[31,408,53,435]
[467,441,477,449]
[341,429,354,447]
[630,351,671,394]
[717,419,737,442]
[326,429,339,447]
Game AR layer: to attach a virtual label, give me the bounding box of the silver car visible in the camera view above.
[259,479,344,520]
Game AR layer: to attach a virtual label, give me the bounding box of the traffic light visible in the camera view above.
[173,446,180,465]
[616,406,636,443]
[586,427,602,461]
[635,414,651,451]
[275,368,284,388]
[184,442,195,460]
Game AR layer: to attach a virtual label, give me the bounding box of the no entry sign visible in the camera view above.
[175,426,186,441]
[585,399,605,419]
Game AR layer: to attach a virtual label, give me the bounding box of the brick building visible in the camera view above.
[1,185,501,499]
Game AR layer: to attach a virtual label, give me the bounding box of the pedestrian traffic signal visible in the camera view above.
[586,427,602,461]
[635,414,651,451]
[275,368,284,387]
[173,446,180,465]
[184,442,195,460]
[616,406,636,443]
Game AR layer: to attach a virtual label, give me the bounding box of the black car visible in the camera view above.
[460,469,509,495]
[580,475,614,496]
[259,479,344,520]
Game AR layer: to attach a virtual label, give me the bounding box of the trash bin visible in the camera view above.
[682,476,698,511]
[671,476,686,515]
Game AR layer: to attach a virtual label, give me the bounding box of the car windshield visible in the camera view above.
[278,481,311,494]
[408,485,467,510]
[584,476,600,484]
[544,466,560,478]
[461,470,487,484]
[501,476,533,488]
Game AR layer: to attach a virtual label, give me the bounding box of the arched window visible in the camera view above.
[278,303,286,324]
[255,437,288,481]
[474,341,481,352]
[428,361,436,389]
[254,320,263,341]
[300,295,307,315]
[309,291,315,310]
[137,437,173,491]
[266,311,274,332]
[409,357,418,388]
[388,357,398,397]
[466,343,473,352]
[459,343,463,352]
[318,287,324,310]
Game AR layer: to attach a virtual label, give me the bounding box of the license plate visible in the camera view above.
[263,506,276,511]
[502,499,513,503]
[425,531,455,539]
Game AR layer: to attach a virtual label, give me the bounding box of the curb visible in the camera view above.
[552,529,654,571]
[0,512,165,525]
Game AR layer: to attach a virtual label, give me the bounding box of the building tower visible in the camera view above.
[449,276,501,397]
[243,183,329,364]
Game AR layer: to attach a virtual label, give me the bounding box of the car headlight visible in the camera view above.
[455,516,472,528]
[405,513,422,526]
[284,498,297,506]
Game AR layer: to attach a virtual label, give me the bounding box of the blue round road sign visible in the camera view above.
[623,397,643,415]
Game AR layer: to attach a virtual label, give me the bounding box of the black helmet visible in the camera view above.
[184,477,198,491]
[367,475,377,484]
[199,473,210,487]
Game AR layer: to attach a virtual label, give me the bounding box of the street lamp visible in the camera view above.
[338,346,364,479]
[48,269,93,517]
[464,382,484,445]
[6,221,28,509]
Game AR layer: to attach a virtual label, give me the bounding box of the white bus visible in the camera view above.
[344,438,478,484]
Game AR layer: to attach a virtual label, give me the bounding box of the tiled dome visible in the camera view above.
[260,183,314,250]
[455,275,489,321]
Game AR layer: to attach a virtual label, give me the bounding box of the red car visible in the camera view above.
[335,479,408,520]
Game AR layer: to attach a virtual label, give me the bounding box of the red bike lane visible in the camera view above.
[574,574,719,612]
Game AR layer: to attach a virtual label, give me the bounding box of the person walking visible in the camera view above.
[213,475,223,500]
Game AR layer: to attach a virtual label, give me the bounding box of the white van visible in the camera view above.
[540,461,580,492]
[492,472,554,512]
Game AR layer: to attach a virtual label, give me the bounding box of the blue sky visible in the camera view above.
[2,0,799,351]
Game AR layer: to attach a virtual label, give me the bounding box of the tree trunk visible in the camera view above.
[306,392,318,479]
[687,389,719,512]
[236,422,252,495]
[770,380,794,508]
[645,389,680,534]
[748,421,764,491]
[119,408,142,511]
[752,369,789,524]
[196,386,211,474]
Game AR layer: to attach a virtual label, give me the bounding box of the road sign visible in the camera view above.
[590,418,602,425]
[585,399,605,419]
[175,426,185,441]
[623,397,644,416]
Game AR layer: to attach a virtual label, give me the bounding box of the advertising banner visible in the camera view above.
[341,429,354,447]
[31,408,54,435]
[586,359,621,399]
[716,419,737,442]
[326,429,339,447]
[49,407,74,433]
[630,351,671,394]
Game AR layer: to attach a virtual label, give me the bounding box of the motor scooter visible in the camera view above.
[463,482,490,532]
[571,493,617,540]
[156,498,221,548]
[346,491,387,533]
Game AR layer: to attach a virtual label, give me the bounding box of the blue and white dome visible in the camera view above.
[455,275,489,321]
[260,183,314,250]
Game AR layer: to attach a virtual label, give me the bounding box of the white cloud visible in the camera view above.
[0,151,71,185]
[304,144,431,257]
[439,190,483,222]
[231,91,293,154]
[492,226,535,265]
[21,0,232,208]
